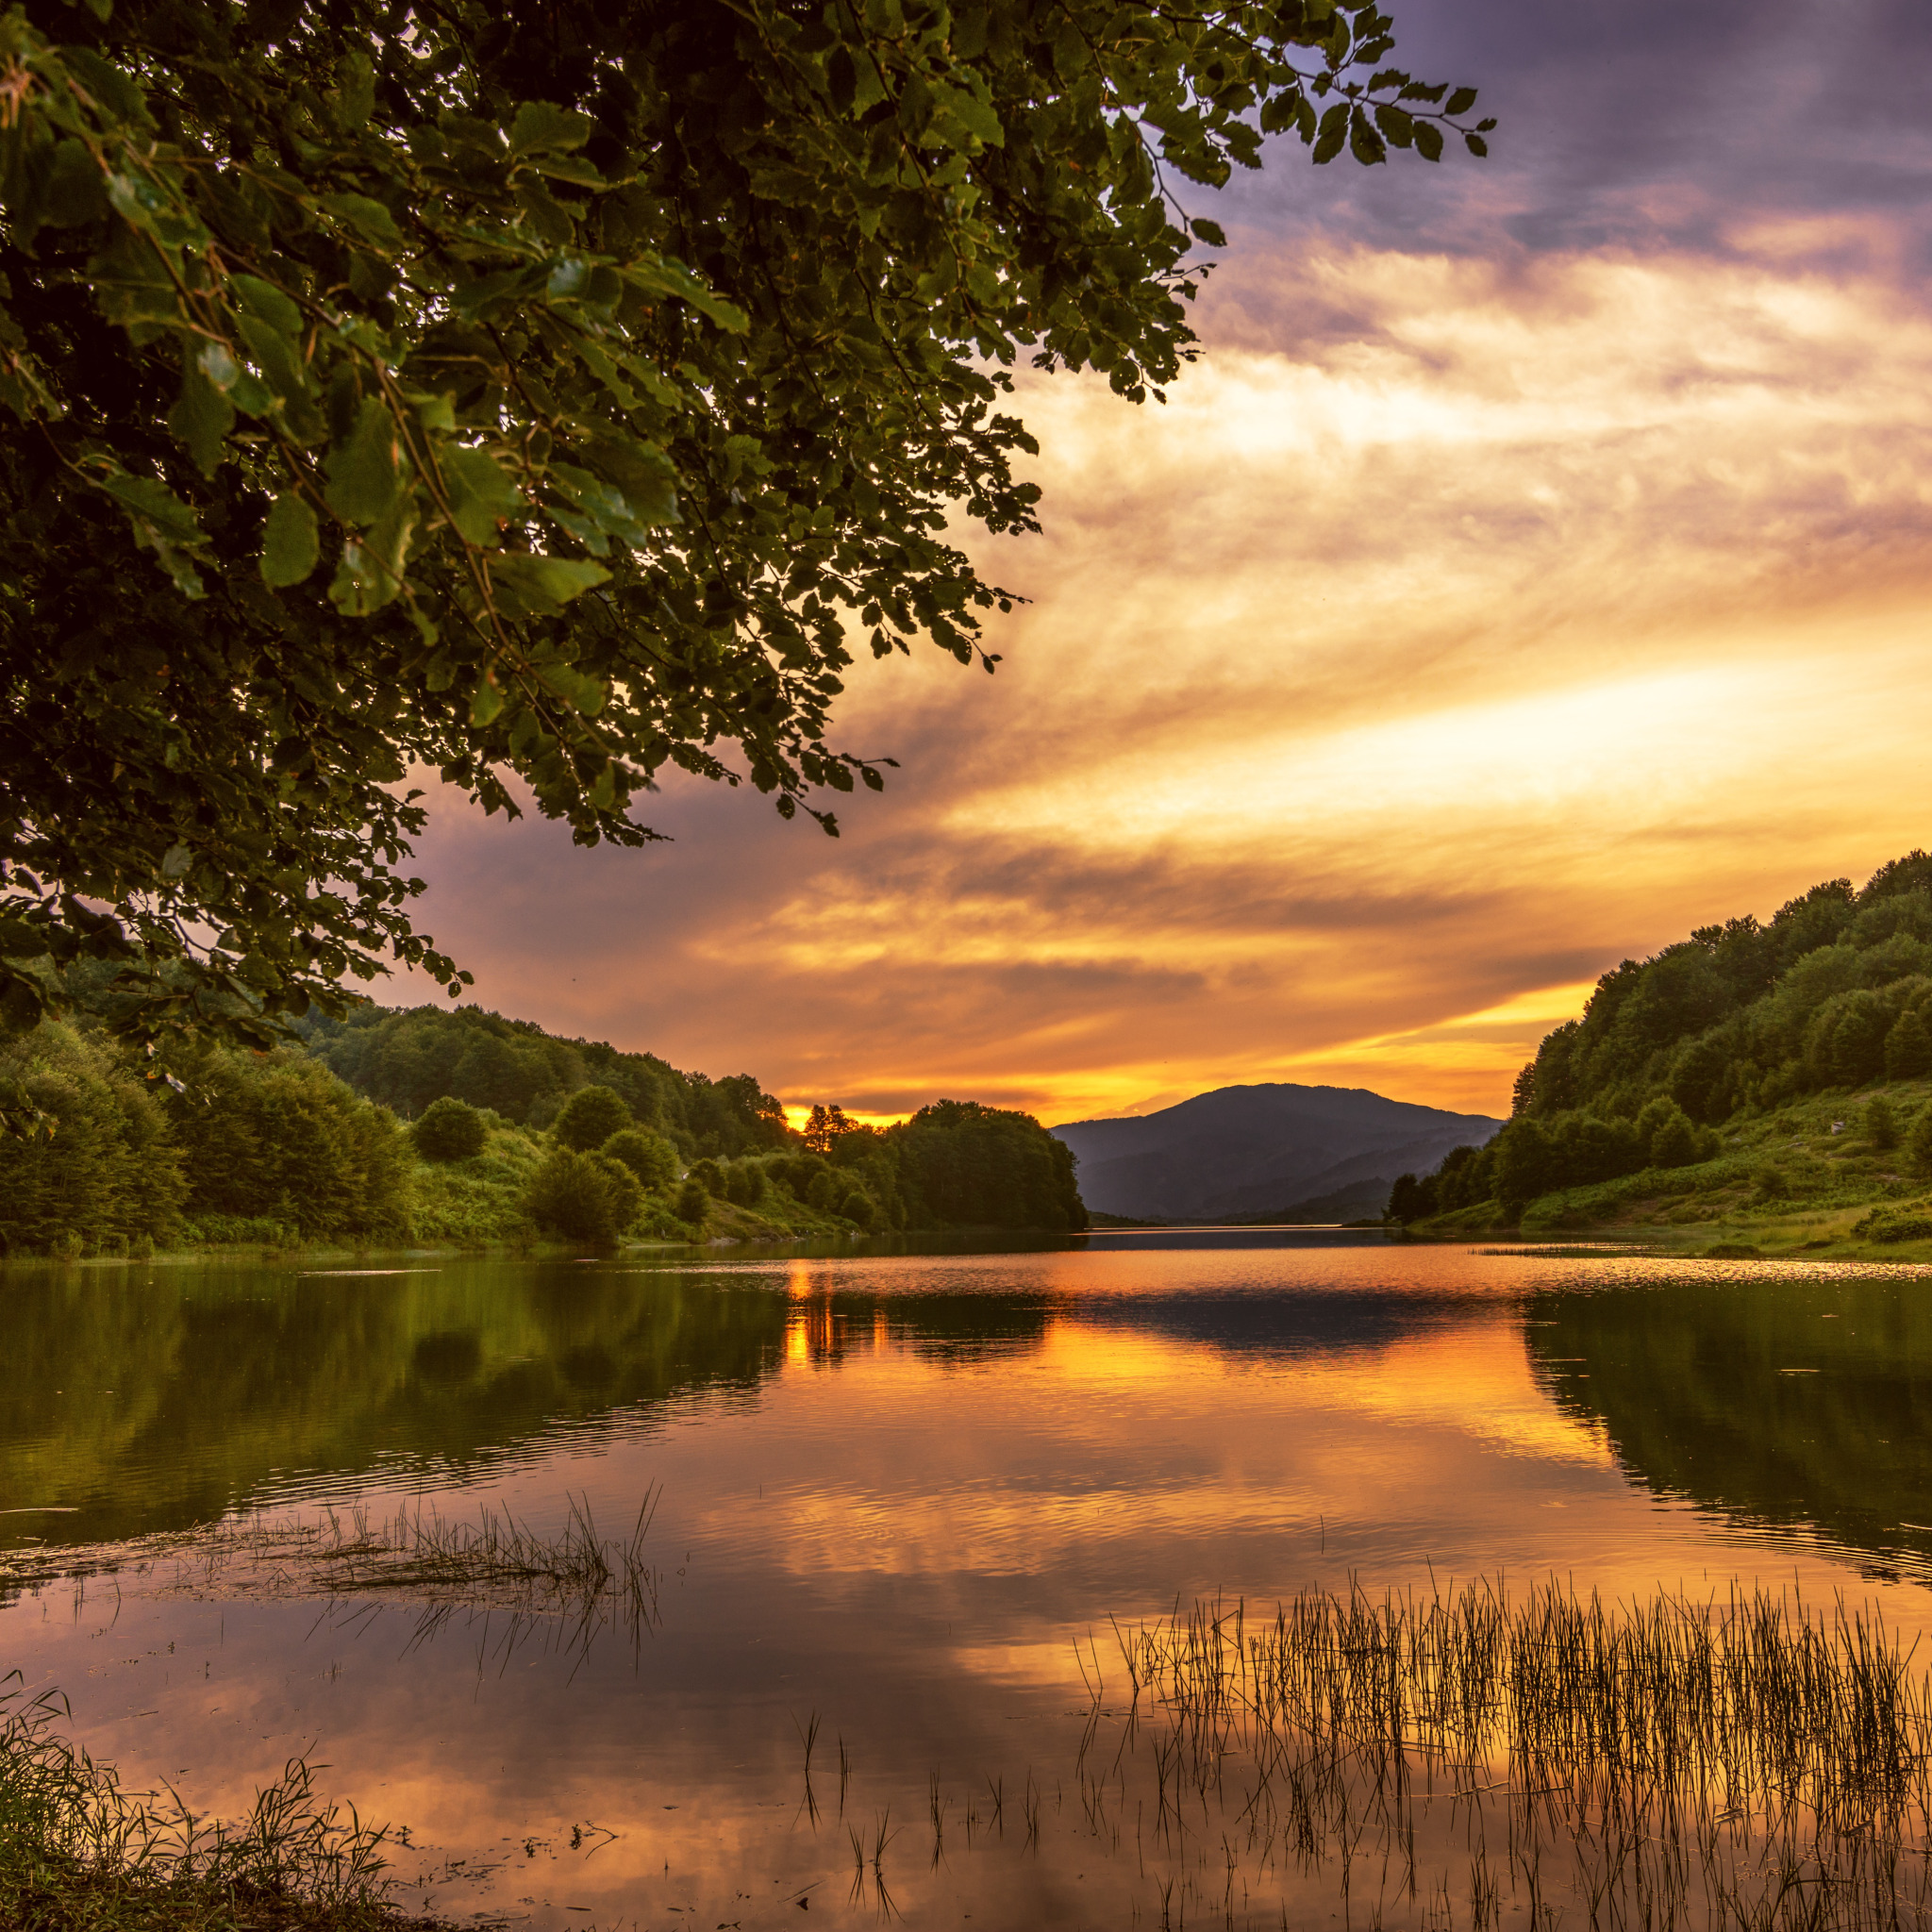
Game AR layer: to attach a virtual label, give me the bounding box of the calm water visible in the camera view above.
[4,1233,1932,1928]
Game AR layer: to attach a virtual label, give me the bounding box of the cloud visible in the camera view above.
[394,175,1932,1127]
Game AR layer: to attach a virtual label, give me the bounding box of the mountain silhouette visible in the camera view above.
[1050,1084,1504,1222]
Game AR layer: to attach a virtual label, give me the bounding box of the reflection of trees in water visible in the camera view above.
[1524,1276,1932,1581]
[0,1264,793,1550]
[1,1262,1518,1563]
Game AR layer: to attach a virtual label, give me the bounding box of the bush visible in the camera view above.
[674,1176,710,1226]
[806,1169,838,1211]
[689,1158,726,1199]
[525,1147,641,1243]
[838,1188,876,1230]
[601,1125,679,1190]
[724,1161,765,1207]
[1910,1108,1932,1177]
[1866,1096,1900,1151]
[413,1095,488,1161]
[551,1085,633,1152]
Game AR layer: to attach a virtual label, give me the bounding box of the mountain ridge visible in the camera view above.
[1050,1081,1504,1223]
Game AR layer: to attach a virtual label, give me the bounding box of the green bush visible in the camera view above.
[601,1125,679,1190]
[525,1147,641,1243]
[1866,1096,1900,1151]
[674,1176,710,1227]
[413,1095,488,1161]
[838,1188,876,1230]
[690,1158,726,1199]
[1910,1108,1932,1176]
[551,1085,633,1152]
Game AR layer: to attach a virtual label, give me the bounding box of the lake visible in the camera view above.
[5,1232,1932,1929]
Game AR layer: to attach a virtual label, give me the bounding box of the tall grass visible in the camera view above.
[1095,1576,1932,1929]
[0,1676,398,1928]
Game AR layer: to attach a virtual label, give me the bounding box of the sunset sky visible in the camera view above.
[401,0,1932,1129]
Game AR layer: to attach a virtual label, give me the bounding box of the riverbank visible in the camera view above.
[1407,1082,1932,1261]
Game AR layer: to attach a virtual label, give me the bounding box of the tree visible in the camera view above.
[525,1144,640,1241]
[412,1093,488,1160]
[550,1082,631,1150]
[1888,1007,1932,1081]
[0,0,1488,1048]
[601,1124,678,1190]
[802,1102,858,1156]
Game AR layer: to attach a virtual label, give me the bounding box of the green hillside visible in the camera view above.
[0,1001,1085,1258]
[1392,850,1932,1257]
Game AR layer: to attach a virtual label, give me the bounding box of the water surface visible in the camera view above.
[5,1234,1931,1927]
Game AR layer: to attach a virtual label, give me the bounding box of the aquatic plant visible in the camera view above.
[0,1675,398,1928]
[1092,1575,1932,1930]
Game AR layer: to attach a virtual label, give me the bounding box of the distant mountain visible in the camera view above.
[1050,1084,1505,1224]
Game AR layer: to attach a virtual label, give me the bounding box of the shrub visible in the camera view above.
[551,1085,633,1152]
[1910,1108,1932,1177]
[601,1125,679,1190]
[1866,1096,1900,1151]
[674,1176,710,1226]
[806,1169,838,1211]
[1875,1216,1932,1243]
[413,1095,488,1161]
[838,1188,876,1230]
[525,1148,641,1243]
[689,1158,726,1199]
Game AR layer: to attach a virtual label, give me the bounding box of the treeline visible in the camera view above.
[1391,850,1932,1223]
[301,1004,789,1158]
[0,1023,410,1254]
[0,1007,1085,1256]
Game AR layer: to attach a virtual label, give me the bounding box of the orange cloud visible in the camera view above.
[398,236,1932,1127]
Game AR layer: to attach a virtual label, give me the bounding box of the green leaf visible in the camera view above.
[1413,121,1444,162]
[259,491,320,588]
[230,275,304,339]
[487,553,609,618]
[1446,87,1479,118]
[99,472,205,598]
[441,445,522,546]
[929,80,1003,148]
[40,139,110,230]
[508,101,593,156]
[327,489,418,615]
[316,192,404,248]
[1189,219,1227,248]
[1464,132,1489,158]
[324,398,409,525]
[1311,102,1349,164]
[334,50,375,131]
[168,360,234,477]
[470,677,507,725]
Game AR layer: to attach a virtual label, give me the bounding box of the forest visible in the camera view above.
[0,1000,1086,1256]
[1391,850,1932,1224]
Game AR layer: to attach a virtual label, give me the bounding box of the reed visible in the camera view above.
[1101,1575,1932,1930]
[0,1676,408,1929]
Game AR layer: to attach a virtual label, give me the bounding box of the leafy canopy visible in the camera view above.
[0,0,1488,1046]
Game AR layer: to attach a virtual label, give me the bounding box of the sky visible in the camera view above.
[398,0,1932,1129]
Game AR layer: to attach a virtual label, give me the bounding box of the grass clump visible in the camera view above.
[0,1678,411,1929]
[1098,1575,1932,1930]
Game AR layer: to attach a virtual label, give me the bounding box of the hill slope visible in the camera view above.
[1393,847,1932,1256]
[1051,1084,1503,1223]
